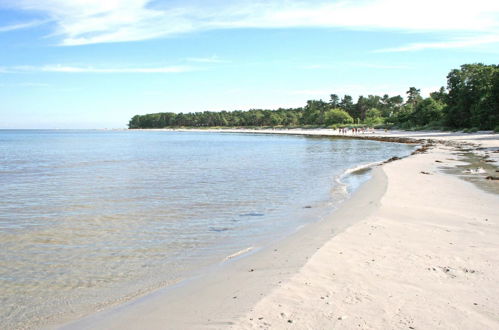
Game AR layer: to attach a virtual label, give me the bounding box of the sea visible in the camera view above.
[0,129,414,329]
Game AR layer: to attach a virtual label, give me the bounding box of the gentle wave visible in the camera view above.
[223,247,254,261]
[330,160,383,202]
[340,160,383,178]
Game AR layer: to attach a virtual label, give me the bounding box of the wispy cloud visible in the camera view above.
[374,34,499,52]
[0,20,46,33]
[6,0,499,46]
[8,64,196,73]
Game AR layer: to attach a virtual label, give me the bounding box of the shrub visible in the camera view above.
[324,108,354,125]
[463,127,479,133]
[364,108,385,126]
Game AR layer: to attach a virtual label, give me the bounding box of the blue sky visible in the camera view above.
[1,0,498,128]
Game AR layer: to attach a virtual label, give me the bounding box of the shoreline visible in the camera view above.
[141,126,496,143]
[232,132,499,329]
[59,129,498,329]
[58,139,394,330]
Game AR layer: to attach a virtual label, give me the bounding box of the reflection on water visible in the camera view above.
[0,130,413,329]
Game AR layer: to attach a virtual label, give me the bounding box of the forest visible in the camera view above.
[128,63,499,131]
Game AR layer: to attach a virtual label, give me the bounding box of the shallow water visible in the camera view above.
[441,151,499,195]
[0,130,414,329]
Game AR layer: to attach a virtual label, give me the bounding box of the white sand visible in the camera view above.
[232,132,499,329]
[60,130,499,330]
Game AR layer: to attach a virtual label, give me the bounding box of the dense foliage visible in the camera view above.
[129,64,499,130]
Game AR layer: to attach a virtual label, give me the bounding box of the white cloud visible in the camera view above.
[6,0,193,45]
[9,64,196,73]
[3,0,499,46]
[0,20,45,32]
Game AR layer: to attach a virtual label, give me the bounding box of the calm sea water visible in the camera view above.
[0,130,413,329]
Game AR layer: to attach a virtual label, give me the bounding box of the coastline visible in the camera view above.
[232,131,499,329]
[58,137,393,330]
[59,129,499,329]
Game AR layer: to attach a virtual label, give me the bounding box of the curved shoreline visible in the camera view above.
[230,130,499,329]
[58,129,499,329]
[58,146,393,330]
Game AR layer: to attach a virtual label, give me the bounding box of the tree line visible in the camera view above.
[129,63,499,131]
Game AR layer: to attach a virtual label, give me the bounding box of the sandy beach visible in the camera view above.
[233,131,499,329]
[60,130,499,330]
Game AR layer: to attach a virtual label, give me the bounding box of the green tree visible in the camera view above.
[339,95,354,115]
[364,108,384,126]
[430,87,447,103]
[380,94,404,118]
[445,63,499,129]
[325,108,354,125]
[406,87,423,108]
[329,94,340,108]
[411,98,444,126]
[128,115,141,128]
[354,96,368,120]
[302,100,328,125]
[128,64,499,130]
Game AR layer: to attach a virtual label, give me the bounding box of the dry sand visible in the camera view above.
[60,130,499,330]
[233,136,499,329]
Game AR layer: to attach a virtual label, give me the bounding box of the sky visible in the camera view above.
[0,0,498,128]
